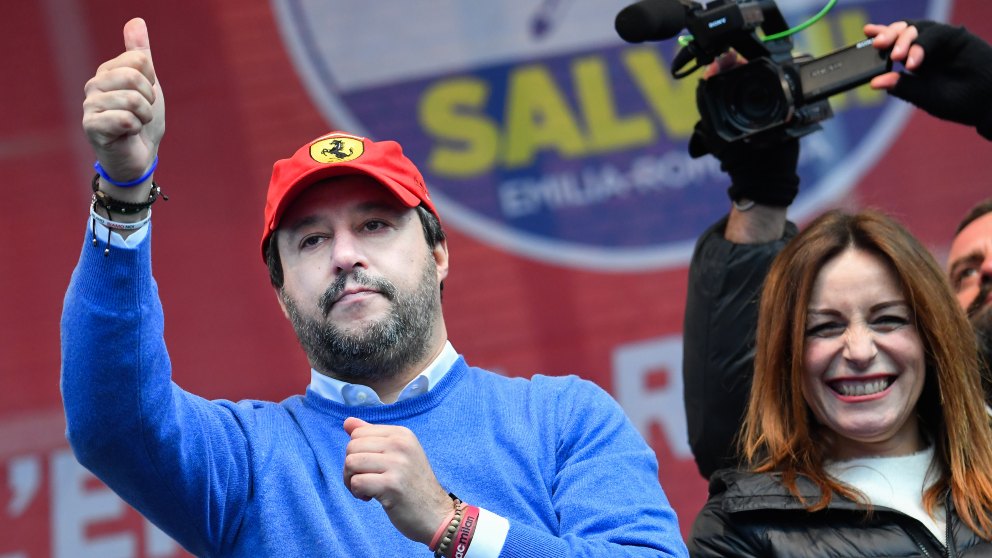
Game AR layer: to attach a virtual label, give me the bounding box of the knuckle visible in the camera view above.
[81,96,99,113]
[348,476,368,497]
[343,454,361,469]
[116,114,139,132]
[120,69,147,91]
[122,50,150,68]
[389,436,411,453]
[83,77,101,96]
[124,90,150,114]
[81,110,96,127]
[377,469,400,491]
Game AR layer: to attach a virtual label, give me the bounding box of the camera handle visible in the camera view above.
[672,42,704,78]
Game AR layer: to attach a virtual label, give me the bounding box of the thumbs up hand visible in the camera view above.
[83,18,165,187]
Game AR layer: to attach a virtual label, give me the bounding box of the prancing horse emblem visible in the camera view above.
[321,139,353,160]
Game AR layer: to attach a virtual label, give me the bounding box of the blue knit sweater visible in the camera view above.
[60,227,688,557]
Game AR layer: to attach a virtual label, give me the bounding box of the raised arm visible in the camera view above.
[62,19,250,556]
[866,20,992,140]
[682,53,799,479]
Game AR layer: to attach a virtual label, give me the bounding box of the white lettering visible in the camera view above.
[7,455,41,516]
[497,151,722,219]
[629,150,716,191]
[51,449,134,558]
[612,336,692,459]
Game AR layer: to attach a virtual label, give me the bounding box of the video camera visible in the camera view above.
[615,0,892,143]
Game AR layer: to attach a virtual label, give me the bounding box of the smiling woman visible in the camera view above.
[801,248,927,461]
[688,209,992,557]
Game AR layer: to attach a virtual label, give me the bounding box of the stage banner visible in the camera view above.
[6,0,987,556]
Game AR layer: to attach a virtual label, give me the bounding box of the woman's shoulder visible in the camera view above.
[690,469,916,557]
[706,468,841,513]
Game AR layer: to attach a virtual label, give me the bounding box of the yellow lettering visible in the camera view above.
[572,56,654,153]
[502,65,586,168]
[419,78,499,178]
[622,46,701,138]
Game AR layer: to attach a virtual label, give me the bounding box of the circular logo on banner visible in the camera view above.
[273,0,950,271]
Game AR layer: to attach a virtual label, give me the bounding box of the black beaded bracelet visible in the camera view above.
[91,173,167,215]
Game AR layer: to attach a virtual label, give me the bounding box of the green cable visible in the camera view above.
[763,0,837,41]
[676,0,837,47]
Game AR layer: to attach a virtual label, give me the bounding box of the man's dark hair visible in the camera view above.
[265,204,446,290]
[956,198,992,235]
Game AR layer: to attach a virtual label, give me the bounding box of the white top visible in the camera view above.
[826,445,945,545]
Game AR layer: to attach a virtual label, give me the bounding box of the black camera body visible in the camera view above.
[615,0,892,143]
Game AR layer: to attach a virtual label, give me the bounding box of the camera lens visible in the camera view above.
[723,66,788,132]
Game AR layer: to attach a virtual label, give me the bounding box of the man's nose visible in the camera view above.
[330,233,368,274]
[980,254,992,284]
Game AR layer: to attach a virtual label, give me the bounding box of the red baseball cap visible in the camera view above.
[260,131,439,262]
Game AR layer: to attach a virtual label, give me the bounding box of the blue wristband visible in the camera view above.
[93,156,158,188]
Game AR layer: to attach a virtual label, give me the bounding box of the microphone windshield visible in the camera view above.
[615,0,687,43]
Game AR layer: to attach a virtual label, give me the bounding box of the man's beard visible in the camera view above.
[280,258,440,384]
[968,280,992,403]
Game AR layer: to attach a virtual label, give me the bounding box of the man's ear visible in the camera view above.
[432,239,449,283]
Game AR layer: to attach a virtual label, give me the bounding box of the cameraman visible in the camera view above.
[683,20,992,479]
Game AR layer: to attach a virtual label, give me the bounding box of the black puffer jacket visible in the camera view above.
[689,469,992,557]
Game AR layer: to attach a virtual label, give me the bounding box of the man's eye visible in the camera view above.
[300,235,324,249]
[364,220,387,232]
[955,267,979,289]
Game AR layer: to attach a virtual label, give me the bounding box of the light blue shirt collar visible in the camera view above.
[309,341,458,406]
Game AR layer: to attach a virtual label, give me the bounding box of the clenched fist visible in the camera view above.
[343,417,454,545]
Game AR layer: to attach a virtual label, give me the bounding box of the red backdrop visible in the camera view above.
[1,1,990,556]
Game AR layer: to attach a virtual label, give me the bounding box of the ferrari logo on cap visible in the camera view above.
[310,137,364,163]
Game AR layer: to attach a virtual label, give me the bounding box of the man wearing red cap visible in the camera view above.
[61,18,688,558]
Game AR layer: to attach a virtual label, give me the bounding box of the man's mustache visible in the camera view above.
[318,270,396,316]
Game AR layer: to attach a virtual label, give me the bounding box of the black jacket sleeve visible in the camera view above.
[681,216,798,479]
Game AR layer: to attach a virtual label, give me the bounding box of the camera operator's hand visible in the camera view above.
[688,53,800,209]
[866,20,992,140]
